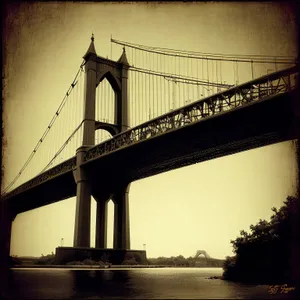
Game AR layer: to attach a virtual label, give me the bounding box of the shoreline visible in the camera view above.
[11,264,223,269]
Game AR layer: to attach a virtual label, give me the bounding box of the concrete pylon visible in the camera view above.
[113,183,131,249]
[73,37,132,250]
[0,203,15,299]
[0,202,15,263]
[73,36,97,247]
[116,47,130,132]
[95,199,108,248]
[93,190,111,249]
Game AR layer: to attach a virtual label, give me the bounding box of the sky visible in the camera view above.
[2,2,299,259]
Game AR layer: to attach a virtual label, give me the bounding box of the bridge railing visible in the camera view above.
[85,66,298,162]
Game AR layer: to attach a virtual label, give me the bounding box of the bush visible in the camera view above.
[9,256,22,266]
[122,258,138,265]
[36,254,56,265]
[65,259,105,266]
[66,260,84,265]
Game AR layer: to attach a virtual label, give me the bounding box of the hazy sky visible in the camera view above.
[3,2,299,259]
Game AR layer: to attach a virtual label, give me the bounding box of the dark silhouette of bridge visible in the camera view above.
[1,36,299,266]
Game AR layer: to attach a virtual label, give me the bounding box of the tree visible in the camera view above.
[223,196,298,284]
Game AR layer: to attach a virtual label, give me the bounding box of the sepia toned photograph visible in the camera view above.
[1,1,299,299]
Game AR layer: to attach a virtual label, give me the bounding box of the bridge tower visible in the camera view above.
[73,35,131,251]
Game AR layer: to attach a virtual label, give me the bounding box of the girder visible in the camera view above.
[2,157,76,201]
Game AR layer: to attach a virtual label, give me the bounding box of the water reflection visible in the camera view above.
[6,268,297,299]
[70,270,142,299]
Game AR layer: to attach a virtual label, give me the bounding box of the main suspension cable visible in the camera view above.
[111,38,297,64]
[2,60,86,195]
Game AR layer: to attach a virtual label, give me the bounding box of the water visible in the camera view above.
[3,268,297,299]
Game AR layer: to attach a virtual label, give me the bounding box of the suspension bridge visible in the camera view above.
[1,35,299,264]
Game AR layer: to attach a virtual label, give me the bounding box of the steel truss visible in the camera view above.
[85,66,298,161]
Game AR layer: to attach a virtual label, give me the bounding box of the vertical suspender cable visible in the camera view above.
[148,75,155,120]
[151,57,154,119]
[148,72,151,121]
[178,55,181,106]
[160,54,163,115]
[67,88,72,159]
[140,60,143,124]
[135,70,138,127]
[100,81,102,123]
[233,61,236,86]
[206,57,210,96]
[168,75,171,111]
[216,59,218,93]
[139,51,142,125]
[104,79,107,124]
[196,59,199,100]
[183,58,186,104]
[135,68,137,127]
[219,60,221,92]
[186,59,192,102]
[77,72,81,146]
[155,56,158,118]
[236,60,239,85]
[132,49,135,126]
[201,58,204,97]
[142,53,145,123]
[109,79,111,124]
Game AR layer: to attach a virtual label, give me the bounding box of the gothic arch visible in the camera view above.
[95,71,122,137]
[97,71,121,93]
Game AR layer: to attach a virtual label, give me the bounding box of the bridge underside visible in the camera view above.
[6,172,76,214]
[86,90,300,195]
[5,90,300,214]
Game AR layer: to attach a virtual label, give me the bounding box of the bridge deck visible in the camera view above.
[2,66,299,214]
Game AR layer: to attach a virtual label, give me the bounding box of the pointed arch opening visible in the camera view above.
[95,75,119,145]
[95,77,115,124]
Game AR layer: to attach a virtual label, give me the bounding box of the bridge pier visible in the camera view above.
[0,202,16,298]
[93,193,109,249]
[113,183,131,249]
[73,146,92,248]
[73,37,97,248]
[57,37,141,264]
[0,205,14,265]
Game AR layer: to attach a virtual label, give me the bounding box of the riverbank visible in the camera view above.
[11,264,173,269]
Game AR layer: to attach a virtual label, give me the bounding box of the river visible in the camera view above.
[3,267,297,299]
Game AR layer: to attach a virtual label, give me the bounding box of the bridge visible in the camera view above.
[1,36,299,264]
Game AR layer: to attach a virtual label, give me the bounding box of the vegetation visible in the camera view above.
[8,255,22,266]
[123,253,143,265]
[148,255,193,266]
[147,255,224,267]
[223,196,299,284]
[65,259,106,266]
[122,258,139,265]
[36,253,56,265]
